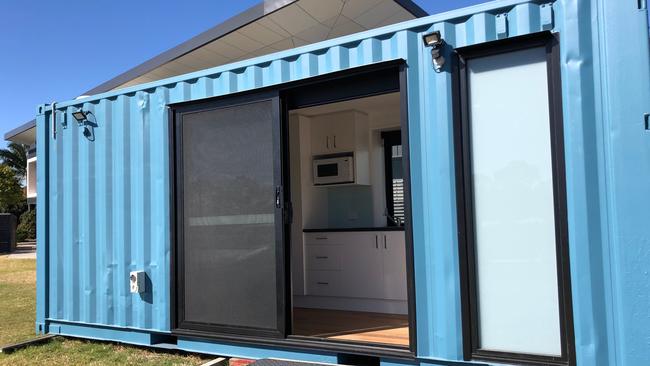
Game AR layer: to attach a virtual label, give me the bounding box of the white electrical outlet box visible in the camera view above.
[130,271,145,294]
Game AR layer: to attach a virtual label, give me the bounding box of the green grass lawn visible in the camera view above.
[0,256,211,365]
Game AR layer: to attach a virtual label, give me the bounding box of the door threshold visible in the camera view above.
[287,335,411,354]
[172,329,415,360]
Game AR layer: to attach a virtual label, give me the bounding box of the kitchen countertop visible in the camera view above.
[303,227,405,232]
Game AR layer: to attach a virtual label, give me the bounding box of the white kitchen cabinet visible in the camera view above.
[380,231,408,300]
[310,110,369,155]
[305,232,382,298]
[304,244,342,271]
[338,232,384,299]
[303,231,406,301]
[305,270,343,297]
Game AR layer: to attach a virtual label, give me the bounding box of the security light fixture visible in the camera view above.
[422,31,443,48]
[422,30,446,72]
[72,110,88,124]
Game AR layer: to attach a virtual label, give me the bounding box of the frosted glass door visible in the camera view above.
[467,47,562,356]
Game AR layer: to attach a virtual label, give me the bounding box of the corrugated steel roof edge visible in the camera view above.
[46,0,546,112]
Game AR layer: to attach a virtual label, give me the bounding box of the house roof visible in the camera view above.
[5,0,426,144]
[4,120,36,145]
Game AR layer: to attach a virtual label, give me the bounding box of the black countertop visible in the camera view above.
[303,226,405,232]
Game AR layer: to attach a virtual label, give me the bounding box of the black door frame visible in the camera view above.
[453,31,576,366]
[169,60,418,359]
[169,90,287,338]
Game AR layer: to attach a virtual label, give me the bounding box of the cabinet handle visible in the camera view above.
[375,235,378,249]
[316,282,329,285]
[384,235,387,249]
[333,135,337,148]
[315,236,328,240]
[326,136,330,149]
[315,256,328,259]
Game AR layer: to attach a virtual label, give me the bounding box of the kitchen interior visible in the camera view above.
[288,91,410,348]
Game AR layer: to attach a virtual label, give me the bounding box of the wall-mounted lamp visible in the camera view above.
[72,110,89,125]
[71,109,96,141]
[422,30,446,72]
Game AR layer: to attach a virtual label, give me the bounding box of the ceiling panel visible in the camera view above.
[256,17,292,37]
[245,45,281,58]
[269,37,295,51]
[190,47,231,66]
[237,21,286,45]
[161,61,195,75]
[297,0,344,23]
[205,39,247,60]
[354,0,399,29]
[174,53,213,70]
[294,22,331,43]
[220,31,265,53]
[291,92,400,126]
[267,3,319,35]
[328,15,366,38]
[341,0,380,20]
[291,36,310,47]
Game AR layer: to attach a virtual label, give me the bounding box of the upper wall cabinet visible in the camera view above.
[310,110,369,155]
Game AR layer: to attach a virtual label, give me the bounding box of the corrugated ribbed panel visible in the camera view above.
[42,1,552,332]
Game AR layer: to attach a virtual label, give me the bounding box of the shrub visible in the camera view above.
[16,209,36,242]
[0,164,24,212]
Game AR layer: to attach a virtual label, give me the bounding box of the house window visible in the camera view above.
[26,157,37,198]
[455,33,574,365]
[381,131,404,226]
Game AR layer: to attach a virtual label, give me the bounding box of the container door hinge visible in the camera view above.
[496,14,508,39]
[541,3,554,30]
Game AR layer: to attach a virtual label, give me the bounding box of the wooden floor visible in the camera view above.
[292,308,409,347]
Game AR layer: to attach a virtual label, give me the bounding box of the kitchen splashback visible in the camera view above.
[327,185,374,228]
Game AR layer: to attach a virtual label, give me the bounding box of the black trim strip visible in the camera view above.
[398,62,418,355]
[174,329,415,360]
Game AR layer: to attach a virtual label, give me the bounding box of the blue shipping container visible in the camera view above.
[35,0,650,365]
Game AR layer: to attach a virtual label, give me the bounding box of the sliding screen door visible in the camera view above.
[457,34,573,365]
[172,92,285,338]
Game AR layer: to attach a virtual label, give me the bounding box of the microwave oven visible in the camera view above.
[313,154,355,185]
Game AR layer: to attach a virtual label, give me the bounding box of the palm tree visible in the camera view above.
[0,142,27,180]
